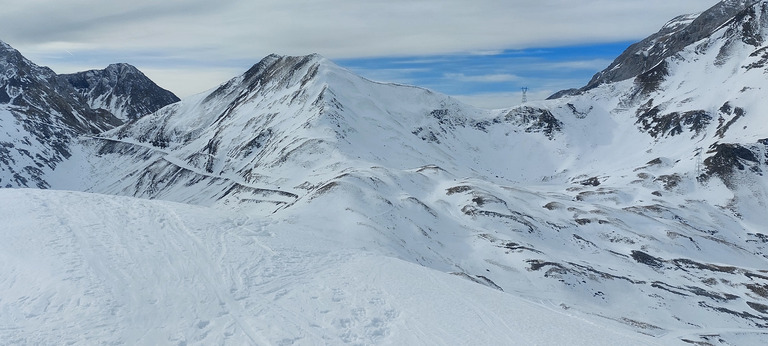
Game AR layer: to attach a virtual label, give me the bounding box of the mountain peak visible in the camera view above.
[61,63,180,121]
[105,62,142,74]
[0,39,13,51]
[262,52,325,60]
[0,40,124,188]
[0,39,23,58]
[203,53,336,104]
[581,0,761,90]
[243,53,329,81]
[0,39,41,74]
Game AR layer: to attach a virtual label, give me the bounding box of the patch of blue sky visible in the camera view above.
[336,41,634,103]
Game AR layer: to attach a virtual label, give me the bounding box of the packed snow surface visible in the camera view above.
[0,188,656,345]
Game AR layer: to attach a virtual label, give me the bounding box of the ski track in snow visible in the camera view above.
[0,189,661,345]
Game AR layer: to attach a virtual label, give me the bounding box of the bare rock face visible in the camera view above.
[62,63,179,121]
[0,41,122,133]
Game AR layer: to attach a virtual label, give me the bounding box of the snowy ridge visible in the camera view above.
[662,13,702,30]
[560,0,768,193]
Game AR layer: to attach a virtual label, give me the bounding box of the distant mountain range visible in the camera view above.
[2,1,768,344]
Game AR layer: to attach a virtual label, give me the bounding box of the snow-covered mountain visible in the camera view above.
[0,40,121,188]
[549,0,768,205]
[585,0,758,89]
[4,0,768,344]
[0,40,178,189]
[551,0,763,98]
[55,1,768,343]
[72,53,561,206]
[62,63,180,121]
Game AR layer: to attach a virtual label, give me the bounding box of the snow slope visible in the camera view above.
[0,188,657,345]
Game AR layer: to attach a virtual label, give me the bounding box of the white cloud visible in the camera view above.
[339,68,426,86]
[467,50,506,56]
[531,59,616,71]
[445,73,521,83]
[137,67,246,98]
[0,1,722,97]
[2,1,721,57]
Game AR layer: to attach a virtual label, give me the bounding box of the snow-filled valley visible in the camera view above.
[3,1,768,345]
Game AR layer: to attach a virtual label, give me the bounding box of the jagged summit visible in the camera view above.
[0,39,24,57]
[106,62,139,70]
[62,63,180,121]
[0,41,121,134]
[0,40,55,82]
[241,53,329,80]
[207,53,338,99]
[582,0,760,90]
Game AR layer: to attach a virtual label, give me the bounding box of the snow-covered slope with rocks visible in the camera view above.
[547,0,768,211]
[5,1,768,344]
[0,188,657,345]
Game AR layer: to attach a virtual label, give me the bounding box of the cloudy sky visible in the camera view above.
[0,0,720,108]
